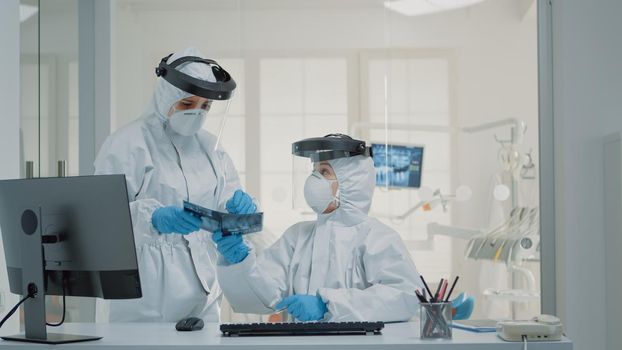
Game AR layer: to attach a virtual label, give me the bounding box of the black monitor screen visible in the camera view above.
[372,143,424,188]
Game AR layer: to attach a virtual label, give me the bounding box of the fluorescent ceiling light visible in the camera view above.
[20,4,38,23]
[384,0,485,17]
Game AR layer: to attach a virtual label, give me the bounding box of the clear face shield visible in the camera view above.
[200,98,231,149]
[156,54,236,149]
[291,134,372,215]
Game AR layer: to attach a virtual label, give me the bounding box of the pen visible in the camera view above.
[438,280,448,301]
[433,278,444,302]
[420,276,435,300]
[444,276,460,302]
[415,289,427,303]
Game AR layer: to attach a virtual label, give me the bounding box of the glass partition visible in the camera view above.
[19,0,86,324]
[19,0,39,179]
[104,0,542,322]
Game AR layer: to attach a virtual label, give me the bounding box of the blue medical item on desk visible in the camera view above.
[183,201,263,235]
[451,292,475,320]
[220,322,384,336]
[452,319,497,333]
[371,143,424,188]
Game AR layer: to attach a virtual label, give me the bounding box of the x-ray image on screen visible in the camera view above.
[372,143,424,188]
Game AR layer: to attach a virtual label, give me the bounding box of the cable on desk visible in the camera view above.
[0,284,38,328]
[46,275,66,327]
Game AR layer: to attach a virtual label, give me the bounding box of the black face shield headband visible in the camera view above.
[155,54,236,100]
[292,134,373,162]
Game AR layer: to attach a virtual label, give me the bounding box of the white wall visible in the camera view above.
[0,0,22,335]
[552,0,622,349]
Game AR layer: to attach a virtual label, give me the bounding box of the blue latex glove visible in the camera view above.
[451,292,475,320]
[151,206,201,234]
[275,294,328,322]
[226,190,257,214]
[211,230,249,264]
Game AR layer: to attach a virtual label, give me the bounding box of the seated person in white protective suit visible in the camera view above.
[212,134,424,322]
[94,47,258,322]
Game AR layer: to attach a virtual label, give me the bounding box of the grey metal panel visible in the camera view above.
[78,0,112,177]
[77,0,114,322]
[78,0,96,176]
[603,132,622,350]
[21,208,47,340]
[537,0,557,316]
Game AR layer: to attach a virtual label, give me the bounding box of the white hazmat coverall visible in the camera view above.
[217,155,424,322]
[94,48,240,322]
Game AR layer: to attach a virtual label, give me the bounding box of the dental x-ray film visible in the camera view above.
[183,201,263,235]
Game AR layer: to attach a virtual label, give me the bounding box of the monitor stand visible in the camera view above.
[1,208,101,344]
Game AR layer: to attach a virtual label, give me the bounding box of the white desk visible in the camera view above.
[0,322,572,350]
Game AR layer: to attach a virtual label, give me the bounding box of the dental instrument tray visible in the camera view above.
[183,201,263,236]
[220,321,384,336]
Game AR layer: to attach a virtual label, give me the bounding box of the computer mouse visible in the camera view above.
[175,317,204,331]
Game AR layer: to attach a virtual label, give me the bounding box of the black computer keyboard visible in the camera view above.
[220,321,384,336]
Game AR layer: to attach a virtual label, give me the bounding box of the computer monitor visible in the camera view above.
[371,143,424,189]
[0,175,142,344]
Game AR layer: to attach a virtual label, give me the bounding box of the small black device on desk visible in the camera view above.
[176,317,204,332]
[220,321,384,337]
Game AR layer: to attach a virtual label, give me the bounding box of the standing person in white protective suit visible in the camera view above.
[213,134,424,322]
[94,47,258,322]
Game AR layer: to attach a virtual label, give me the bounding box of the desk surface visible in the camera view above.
[0,322,572,350]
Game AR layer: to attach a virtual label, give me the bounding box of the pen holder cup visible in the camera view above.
[420,302,452,340]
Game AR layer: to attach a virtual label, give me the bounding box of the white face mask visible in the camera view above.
[304,171,339,214]
[168,109,207,136]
